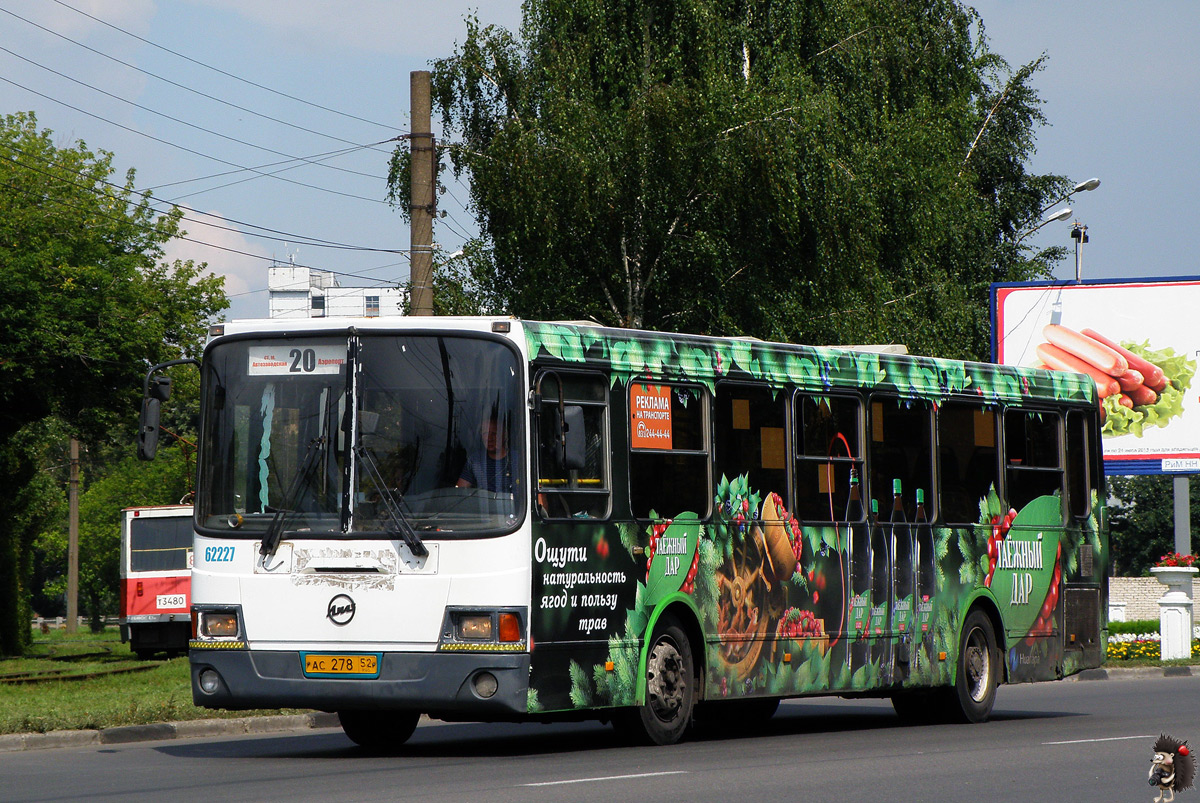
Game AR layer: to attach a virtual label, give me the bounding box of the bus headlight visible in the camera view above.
[440,608,526,652]
[200,610,240,638]
[457,615,492,641]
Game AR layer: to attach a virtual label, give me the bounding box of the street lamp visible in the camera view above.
[1015,206,1072,245]
[1039,177,1101,216]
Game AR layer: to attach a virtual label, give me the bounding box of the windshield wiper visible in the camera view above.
[259,436,325,562]
[354,445,428,558]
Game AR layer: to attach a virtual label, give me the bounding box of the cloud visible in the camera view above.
[161,209,273,319]
[187,0,522,57]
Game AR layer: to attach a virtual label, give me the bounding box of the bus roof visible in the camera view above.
[206,316,1095,407]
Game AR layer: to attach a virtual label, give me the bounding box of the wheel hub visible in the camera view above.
[647,639,686,721]
[965,630,989,703]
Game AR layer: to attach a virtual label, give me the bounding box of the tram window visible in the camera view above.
[629,383,710,520]
[536,371,611,520]
[1004,409,1063,515]
[715,384,788,507]
[1065,410,1093,519]
[793,394,863,522]
[867,398,934,522]
[938,402,999,525]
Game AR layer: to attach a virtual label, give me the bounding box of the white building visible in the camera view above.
[267,265,406,319]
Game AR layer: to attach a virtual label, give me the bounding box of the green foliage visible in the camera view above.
[1108,619,1159,635]
[0,111,227,654]
[1108,475,1200,576]
[406,0,1073,360]
[36,448,192,627]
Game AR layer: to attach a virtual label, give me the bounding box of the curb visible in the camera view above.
[1068,665,1198,681]
[0,712,340,753]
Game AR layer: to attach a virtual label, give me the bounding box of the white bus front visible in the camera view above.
[188,324,530,743]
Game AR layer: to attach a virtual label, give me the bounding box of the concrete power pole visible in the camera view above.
[66,437,79,633]
[409,70,435,316]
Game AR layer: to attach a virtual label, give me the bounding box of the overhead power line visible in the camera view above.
[0,43,385,182]
[142,143,380,193]
[0,5,406,150]
[49,0,403,131]
[1,170,407,286]
[4,142,408,256]
[0,73,399,205]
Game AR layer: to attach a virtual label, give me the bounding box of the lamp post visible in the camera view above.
[1071,221,1089,282]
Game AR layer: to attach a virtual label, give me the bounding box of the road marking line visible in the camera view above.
[1043,735,1156,745]
[523,771,688,787]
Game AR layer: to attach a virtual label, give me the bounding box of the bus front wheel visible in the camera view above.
[615,614,696,745]
[338,710,419,752]
[947,610,999,723]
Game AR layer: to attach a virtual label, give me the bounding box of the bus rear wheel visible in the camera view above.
[337,710,420,752]
[614,615,695,745]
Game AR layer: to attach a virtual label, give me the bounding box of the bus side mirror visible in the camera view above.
[138,395,161,461]
[561,405,586,471]
[136,359,200,461]
[138,375,172,460]
[149,375,173,402]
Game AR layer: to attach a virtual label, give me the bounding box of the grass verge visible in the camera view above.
[0,628,305,735]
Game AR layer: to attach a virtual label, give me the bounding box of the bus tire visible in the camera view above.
[337,710,420,752]
[615,614,696,745]
[890,690,937,724]
[694,697,780,734]
[948,610,999,723]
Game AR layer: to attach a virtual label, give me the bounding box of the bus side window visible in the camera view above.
[536,371,611,520]
[628,382,710,520]
[793,394,863,522]
[1065,410,1093,519]
[714,383,788,506]
[1004,409,1064,516]
[938,402,999,525]
[867,397,934,521]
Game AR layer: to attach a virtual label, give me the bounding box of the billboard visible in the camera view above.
[992,277,1200,475]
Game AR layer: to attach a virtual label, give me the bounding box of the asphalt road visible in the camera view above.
[4,674,1196,803]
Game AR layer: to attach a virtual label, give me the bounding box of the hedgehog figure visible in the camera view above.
[1150,733,1195,802]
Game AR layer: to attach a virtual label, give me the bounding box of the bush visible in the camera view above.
[1108,619,1160,635]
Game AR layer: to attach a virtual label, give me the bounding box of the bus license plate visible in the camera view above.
[302,653,380,677]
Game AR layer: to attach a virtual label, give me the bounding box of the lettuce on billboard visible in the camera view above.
[992,278,1200,474]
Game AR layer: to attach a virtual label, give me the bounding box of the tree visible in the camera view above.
[393,0,1074,359]
[1108,475,1200,576]
[0,112,227,654]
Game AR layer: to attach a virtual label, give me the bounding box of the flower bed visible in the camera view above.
[1106,625,1200,661]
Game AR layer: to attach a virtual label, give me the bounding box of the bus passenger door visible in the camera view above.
[868,396,934,687]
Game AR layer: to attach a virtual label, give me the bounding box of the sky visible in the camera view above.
[1,1,1197,321]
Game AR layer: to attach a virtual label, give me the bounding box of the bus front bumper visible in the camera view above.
[189,648,531,717]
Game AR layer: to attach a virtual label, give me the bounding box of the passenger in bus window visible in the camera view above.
[457,414,514,494]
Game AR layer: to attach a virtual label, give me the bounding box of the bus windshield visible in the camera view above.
[196,333,523,537]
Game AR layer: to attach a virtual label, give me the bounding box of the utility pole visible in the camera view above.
[409,70,435,316]
[66,437,79,633]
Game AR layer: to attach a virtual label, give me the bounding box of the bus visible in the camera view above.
[119,505,193,659]
[137,317,1107,747]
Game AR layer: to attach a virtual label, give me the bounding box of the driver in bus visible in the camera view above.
[456,413,514,494]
